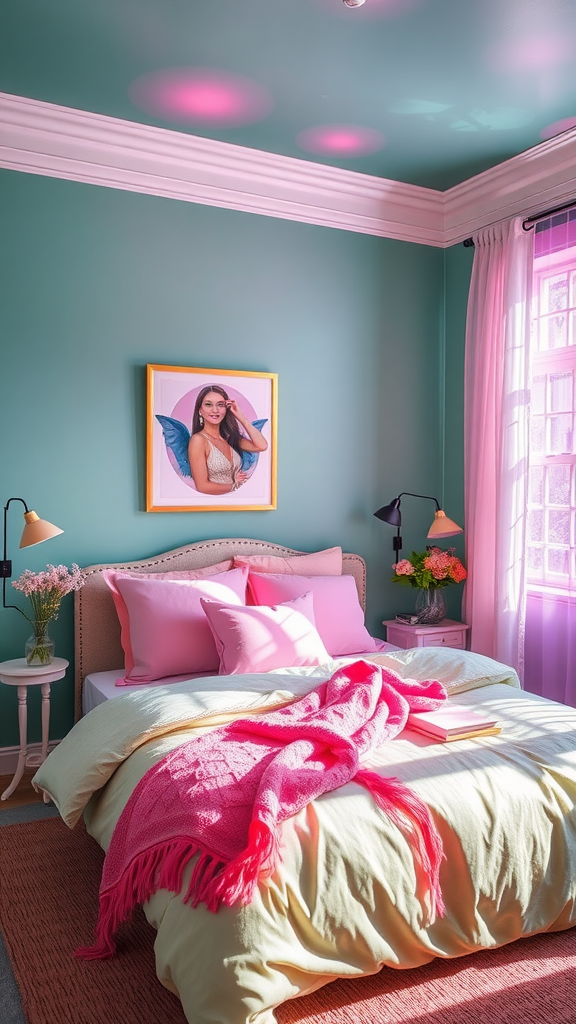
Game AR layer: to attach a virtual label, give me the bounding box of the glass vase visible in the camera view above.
[414,588,446,625]
[25,623,55,666]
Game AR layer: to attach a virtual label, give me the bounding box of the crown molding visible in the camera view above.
[1,92,575,247]
[443,128,576,245]
[0,92,444,246]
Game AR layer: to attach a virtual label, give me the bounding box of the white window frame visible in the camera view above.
[527,243,576,593]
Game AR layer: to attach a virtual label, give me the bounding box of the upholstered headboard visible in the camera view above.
[74,538,367,720]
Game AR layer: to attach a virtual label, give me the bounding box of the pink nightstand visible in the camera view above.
[382,619,469,651]
[0,657,69,801]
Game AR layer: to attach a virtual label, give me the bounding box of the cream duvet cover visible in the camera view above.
[34,648,576,1024]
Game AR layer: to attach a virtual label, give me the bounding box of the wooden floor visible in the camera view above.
[0,770,44,810]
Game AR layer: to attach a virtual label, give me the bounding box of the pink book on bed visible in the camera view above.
[406,706,500,741]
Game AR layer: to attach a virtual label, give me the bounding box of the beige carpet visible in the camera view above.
[0,816,574,1024]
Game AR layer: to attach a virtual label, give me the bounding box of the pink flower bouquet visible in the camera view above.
[392,547,467,590]
[12,563,86,665]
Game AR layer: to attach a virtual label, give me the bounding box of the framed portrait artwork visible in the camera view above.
[146,364,278,512]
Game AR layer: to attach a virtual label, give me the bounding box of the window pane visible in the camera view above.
[546,314,567,349]
[548,510,570,544]
[549,413,573,454]
[530,416,545,453]
[542,274,568,313]
[527,546,543,574]
[531,374,546,413]
[531,248,576,590]
[548,464,571,505]
[537,318,550,350]
[529,465,544,504]
[547,548,569,575]
[528,508,544,541]
[550,371,573,411]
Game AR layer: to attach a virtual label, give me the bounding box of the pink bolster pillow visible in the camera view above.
[247,572,377,658]
[200,592,330,674]
[103,565,248,683]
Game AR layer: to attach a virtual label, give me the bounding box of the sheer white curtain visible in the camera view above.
[522,209,576,707]
[463,218,533,680]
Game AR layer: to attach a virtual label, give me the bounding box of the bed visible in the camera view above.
[34,538,576,1024]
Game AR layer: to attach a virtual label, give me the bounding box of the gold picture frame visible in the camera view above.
[146,364,278,512]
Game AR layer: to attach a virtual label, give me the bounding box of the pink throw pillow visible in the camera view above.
[103,566,248,682]
[247,572,377,658]
[103,560,235,672]
[233,547,342,576]
[200,592,330,674]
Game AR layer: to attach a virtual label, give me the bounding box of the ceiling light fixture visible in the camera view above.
[343,0,367,7]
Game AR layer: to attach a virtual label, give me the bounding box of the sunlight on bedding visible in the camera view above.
[31,648,576,1024]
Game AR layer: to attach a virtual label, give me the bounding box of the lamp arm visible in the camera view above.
[392,494,440,563]
[397,492,441,511]
[2,497,31,615]
[3,498,29,561]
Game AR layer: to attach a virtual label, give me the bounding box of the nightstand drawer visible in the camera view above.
[422,633,467,649]
[382,619,470,651]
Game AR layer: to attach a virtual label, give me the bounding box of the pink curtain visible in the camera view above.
[463,219,533,680]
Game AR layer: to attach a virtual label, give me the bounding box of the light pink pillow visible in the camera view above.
[200,592,330,675]
[103,560,234,672]
[233,547,342,576]
[247,572,377,658]
[103,566,248,682]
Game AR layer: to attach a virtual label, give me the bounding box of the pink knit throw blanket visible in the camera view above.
[77,660,447,960]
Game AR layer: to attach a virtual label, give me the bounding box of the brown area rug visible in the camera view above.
[0,816,574,1024]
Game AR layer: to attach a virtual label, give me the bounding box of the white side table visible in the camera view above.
[0,657,69,801]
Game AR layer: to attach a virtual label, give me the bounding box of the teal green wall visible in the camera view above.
[0,169,449,748]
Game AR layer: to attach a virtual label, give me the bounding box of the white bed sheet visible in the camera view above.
[82,641,400,714]
[82,669,217,714]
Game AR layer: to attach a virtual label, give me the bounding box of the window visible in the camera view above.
[527,211,576,590]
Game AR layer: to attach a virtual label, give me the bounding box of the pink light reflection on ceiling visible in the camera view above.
[484,34,575,74]
[540,116,576,140]
[129,68,273,127]
[316,0,426,19]
[297,124,385,157]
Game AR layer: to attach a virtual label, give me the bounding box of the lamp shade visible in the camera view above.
[427,509,463,539]
[373,499,402,527]
[19,510,64,549]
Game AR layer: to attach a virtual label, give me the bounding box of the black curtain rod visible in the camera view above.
[522,198,576,231]
[462,196,576,247]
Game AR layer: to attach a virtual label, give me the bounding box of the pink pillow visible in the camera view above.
[200,592,330,674]
[247,572,377,658]
[103,561,235,672]
[103,566,248,682]
[233,547,342,576]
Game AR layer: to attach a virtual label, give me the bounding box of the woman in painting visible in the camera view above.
[188,384,268,495]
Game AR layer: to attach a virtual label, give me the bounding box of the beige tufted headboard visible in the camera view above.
[74,538,367,721]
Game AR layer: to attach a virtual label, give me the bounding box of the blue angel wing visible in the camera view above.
[155,415,191,477]
[240,419,268,473]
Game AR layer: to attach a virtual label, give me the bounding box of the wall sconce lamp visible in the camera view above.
[373,492,463,560]
[1,498,64,612]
